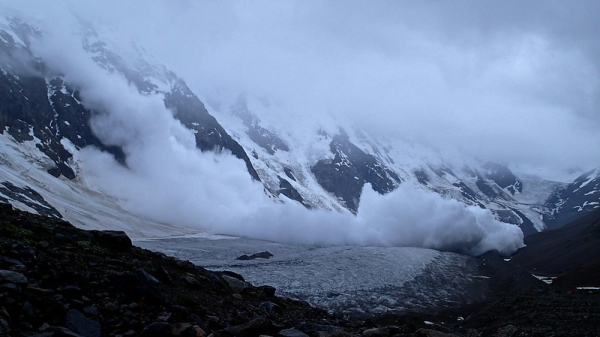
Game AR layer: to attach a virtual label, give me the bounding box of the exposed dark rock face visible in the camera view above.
[165,82,261,181]
[0,20,128,177]
[475,176,500,199]
[0,72,82,178]
[278,177,309,207]
[0,20,260,185]
[231,97,290,156]
[284,167,297,182]
[0,182,61,218]
[509,208,537,237]
[429,165,546,235]
[482,162,523,195]
[311,131,401,213]
[247,124,290,155]
[0,67,123,179]
[414,169,430,185]
[84,26,260,181]
[544,169,600,229]
[452,181,485,208]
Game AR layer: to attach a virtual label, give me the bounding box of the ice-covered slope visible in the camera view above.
[0,132,196,238]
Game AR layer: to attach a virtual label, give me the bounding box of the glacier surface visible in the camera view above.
[137,236,488,315]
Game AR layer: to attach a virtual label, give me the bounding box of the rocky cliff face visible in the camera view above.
[544,169,600,229]
[0,71,124,179]
[225,96,557,234]
[311,130,401,213]
[0,18,260,182]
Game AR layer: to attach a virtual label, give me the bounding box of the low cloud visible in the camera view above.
[6,1,600,178]
[23,1,600,255]
[65,59,522,256]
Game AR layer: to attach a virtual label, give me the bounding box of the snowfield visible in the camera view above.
[0,132,197,238]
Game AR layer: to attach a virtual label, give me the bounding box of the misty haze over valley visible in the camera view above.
[1,2,600,334]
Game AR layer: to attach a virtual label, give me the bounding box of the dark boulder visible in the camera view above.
[221,317,278,337]
[258,285,277,297]
[236,251,274,260]
[259,301,282,317]
[89,230,132,251]
[65,309,101,337]
[277,327,310,337]
[139,322,175,337]
[0,270,27,284]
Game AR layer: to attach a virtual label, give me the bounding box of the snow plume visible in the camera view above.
[61,68,523,256]
[7,4,525,255]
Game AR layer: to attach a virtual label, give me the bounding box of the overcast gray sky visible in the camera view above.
[11,0,600,180]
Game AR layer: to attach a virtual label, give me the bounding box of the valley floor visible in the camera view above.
[137,236,484,316]
[1,204,599,337]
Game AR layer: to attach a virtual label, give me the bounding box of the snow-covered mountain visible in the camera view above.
[543,169,600,229]
[222,96,573,236]
[0,16,597,243]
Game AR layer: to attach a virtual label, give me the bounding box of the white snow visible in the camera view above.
[0,16,27,48]
[575,201,600,211]
[573,176,595,193]
[0,132,198,239]
[512,174,565,205]
[211,101,350,211]
[532,274,556,285]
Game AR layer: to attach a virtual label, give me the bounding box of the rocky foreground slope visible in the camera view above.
[1,204,600,337]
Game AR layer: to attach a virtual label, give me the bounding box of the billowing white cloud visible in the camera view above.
[37,41,522,255]
[5,1,600,254]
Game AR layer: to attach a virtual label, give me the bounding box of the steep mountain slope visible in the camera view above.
[0,15,597,240]
[0,17,258,236]
[0,19,120,179]
[510,208,600,278]
[543,169,600,229]
[221,98,564,235]
[0,17,259,183]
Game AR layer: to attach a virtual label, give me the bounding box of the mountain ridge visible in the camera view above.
[0,16,597,242]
